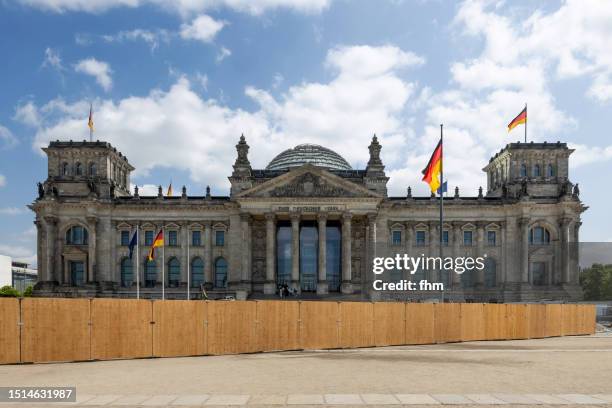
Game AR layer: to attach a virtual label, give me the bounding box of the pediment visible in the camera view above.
[236,164,381,199]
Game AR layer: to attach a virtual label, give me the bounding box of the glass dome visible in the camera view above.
[266,144,352,171]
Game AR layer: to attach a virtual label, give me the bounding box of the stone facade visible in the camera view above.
[30,137,586,302]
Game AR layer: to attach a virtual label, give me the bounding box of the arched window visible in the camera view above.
[529,226,551,245]
[145,259,156,288]
[461,269,473,289]
[214,257,227,288]
[547,164,554,177]
[121,258,133,287]
[66,226,88,245]
[75,162,83,176]
[533,164,541,177]
[168,258,180,288]
[191,257,204,288]
[89,162,97,176]
[520,164,527,177]
[484,258,497,288]
[62,162,70,176]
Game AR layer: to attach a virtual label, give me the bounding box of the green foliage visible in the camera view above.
[23,285,33,297]
[0,285,21,297]
[580,263,612,300]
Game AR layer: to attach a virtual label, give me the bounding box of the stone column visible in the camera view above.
[240,213,252,285]
[571,221,581,285]
[263,213,276,294]
[519,217,530,283]
[44,216,58,283]
[180,221,189,285]
[560,217,571,284]
[452,222,462,288]
[341,212,353,294]
[290,212,300,291]
[317,213,328,295]
[500,221,506,283]
[428,221,438,282]
[86,216,98,283]
[475,221,485,287]
[204,221,213,285]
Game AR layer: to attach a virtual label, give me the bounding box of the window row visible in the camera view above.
[519,163,555,178]
[119,257,228,288]
[119,230,225,247]
[391,229,498,247]
[61,161,97,177]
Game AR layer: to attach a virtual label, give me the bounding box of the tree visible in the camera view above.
[580,264,612,300]
[23,285,33,297]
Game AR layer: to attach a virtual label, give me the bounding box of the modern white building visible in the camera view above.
[0,254,38,292]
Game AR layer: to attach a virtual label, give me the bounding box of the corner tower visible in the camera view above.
[483,141,575,199]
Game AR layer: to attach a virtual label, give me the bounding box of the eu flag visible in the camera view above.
[128,230,138,259]
[437,181,448,195]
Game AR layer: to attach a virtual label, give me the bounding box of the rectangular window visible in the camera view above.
[442,230,449,246]
[192,230,202,246]
[168,230,178,246]
[120,230,130,246]
[392,230,402,245]
[415,230,426,246]
[144,230,154,246]
[487,230,496,246]
[463,230,473,246]
[215,230,225,246]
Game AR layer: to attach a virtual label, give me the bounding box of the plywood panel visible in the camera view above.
[405,303,435,344]
[484,304,507,340]
[528,304,547,339]
[577,304,596,335]
[207,301,258,355]
[374,302,405,346]
[545,304,562,337]
[339,302,374,348]
[0,298,20,364]
[300,301,339,350]
[561,304,578,336]
[153,300,206,357]
[506,304,529,339]
[585,305,597,334]
[91,299,152,360]
[460,303,485,342]
[256,301,300,351]
[21,298,90,363]
[433,303,461,343]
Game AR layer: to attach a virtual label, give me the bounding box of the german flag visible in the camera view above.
[508,106,527,132]
[422,139,442,194]
[147,230,164,261]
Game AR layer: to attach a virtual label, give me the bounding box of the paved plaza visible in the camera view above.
[0,335,611,407]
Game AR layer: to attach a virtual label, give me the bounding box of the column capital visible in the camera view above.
[44,215,58,225]
[264,212,276,221]
[203,220,212,227]
[476,220,487,229]
[317,212,328,222]
[559,217,572,227]
[85,216,98,225]
[366,212,376,223]
[290,212,301,222]
[518,217,530,228]
[240,212,252,222]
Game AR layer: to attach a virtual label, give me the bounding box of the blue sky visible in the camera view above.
[1,0,611,265]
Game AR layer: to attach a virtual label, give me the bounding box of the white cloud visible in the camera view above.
[180,14,225,43]
[42,47,63,70]
[27,45,424,193]
[326,45,424,78]
[74,58,113,91]
[0,125,18,149]
[0,243,37,266]
[569,143,612,168]
[0,174,5,187]
[17,0,331,16]
[102,28,170,51]
[14,102,41,127]
[0,207,26,216]
[215,46,231,63]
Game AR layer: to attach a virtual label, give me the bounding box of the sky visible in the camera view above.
[0,0,611,266]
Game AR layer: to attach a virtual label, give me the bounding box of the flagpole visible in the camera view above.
[162,226,165,301]
[187,228,190,300]
[524,103,527,143]
[136,225,140,300]
[439,124,445,303]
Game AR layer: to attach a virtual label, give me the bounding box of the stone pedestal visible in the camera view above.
[263,281,276,295]
[316,281,329,295]
[341,281,353,294]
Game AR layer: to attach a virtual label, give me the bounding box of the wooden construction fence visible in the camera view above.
[0,298,596,365]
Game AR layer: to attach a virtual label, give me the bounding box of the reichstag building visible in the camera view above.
[31,135,586,301]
